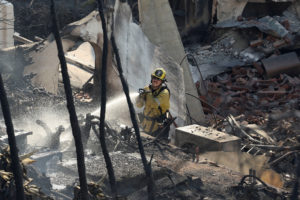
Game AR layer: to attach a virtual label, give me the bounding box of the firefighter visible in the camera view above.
[136,68,170,139]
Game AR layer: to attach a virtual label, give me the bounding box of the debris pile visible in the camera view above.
[185,0,300,195]
[200,66,299,126]
[0,147,53,200]
[74,182,110,200]
[230,175,288,200]
[0,75,66,116]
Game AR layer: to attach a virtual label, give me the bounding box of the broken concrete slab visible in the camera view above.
[61,42,95,88]
[174,124,241,152]
[217,0,248,22]
[0,130,32,153]
[59,63,93,89]
[64,11,103,45]
[239,47,266,63]
[23,35,76,94]
[215,16,289,38]
[187,33,247,80]
[276,10,300,34]
[199,151,284,188]
[138,0,205,124]
[65,42,95,69]
[31,150,62,174]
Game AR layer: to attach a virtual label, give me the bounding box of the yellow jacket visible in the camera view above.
[136,85,170,134]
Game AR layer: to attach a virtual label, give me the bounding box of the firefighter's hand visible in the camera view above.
[138,88,147,99]
[138,88,146,95]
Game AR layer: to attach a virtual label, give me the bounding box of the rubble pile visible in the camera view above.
[230,175,288,200]
[193,64,299,198]
[0,147,53,200]
[0,75,65,116]
[183,1,300,196]
[200,66,299,127]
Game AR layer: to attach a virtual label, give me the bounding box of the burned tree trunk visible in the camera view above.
[111,28,156,200]
[0,74,25,200]
[50,1,89,199]
[96,0,118,198]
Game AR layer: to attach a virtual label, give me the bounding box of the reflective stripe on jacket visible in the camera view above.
[136,85,170,134]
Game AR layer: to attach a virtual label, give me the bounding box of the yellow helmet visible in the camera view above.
[151,68,166,81]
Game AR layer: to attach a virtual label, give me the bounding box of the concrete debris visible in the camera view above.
[23,35,76,94]
[186,35,246,80]
[239,47,266,63]
[174,124,241,152]
[216,0,248,22]
[2,0,300,199]
[189,0,300,83]
[0,130,32,153]
[215,16,289,38]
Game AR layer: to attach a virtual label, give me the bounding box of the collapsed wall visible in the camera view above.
[23,1,188,129]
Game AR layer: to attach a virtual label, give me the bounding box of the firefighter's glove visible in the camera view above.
[138,88,149,99]
[139,88,146,95]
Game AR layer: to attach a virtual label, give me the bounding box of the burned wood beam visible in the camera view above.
[96,0,118,198]
[269,150,299,166]
[50,1,89,199]
[227,115,263,144]
[13,33,34,44]
[65,56,94,74]
[0,74,25,200]
[34,36,44,42]
[111,29,155,199]
[0,42,38,52]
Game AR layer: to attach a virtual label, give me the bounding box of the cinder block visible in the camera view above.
[175,124,240,152]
